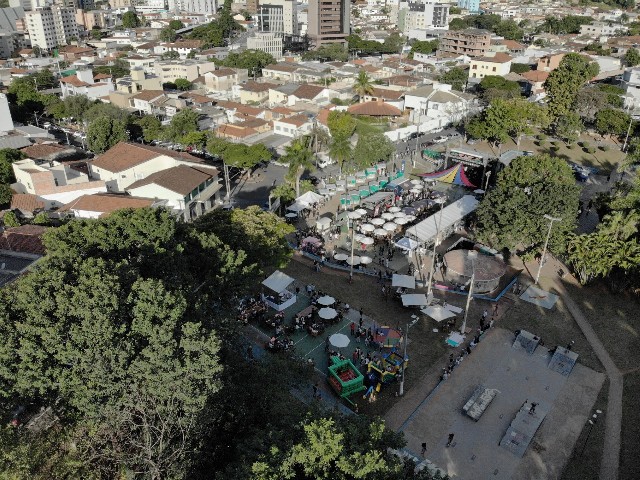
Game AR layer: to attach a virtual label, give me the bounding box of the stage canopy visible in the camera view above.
[405,195,479,244]
[419,163,476,188]
[392,274,416,289]
[262,270,295,293]
[401,293,428,306]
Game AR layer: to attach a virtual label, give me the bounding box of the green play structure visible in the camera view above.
[328,356,366,401]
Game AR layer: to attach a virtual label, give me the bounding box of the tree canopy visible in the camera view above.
[476,154,580,254]
[86,116,128,153]
[438,67,467,91]
[544,53,599,120]
[477,75,521,102]
[164,109,200,142]
[217,50,275,77]
[207,135,272,170]
[353,132,395,170]
[121,11,141,28]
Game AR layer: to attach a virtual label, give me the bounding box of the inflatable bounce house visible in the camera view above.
[328,356,366,404]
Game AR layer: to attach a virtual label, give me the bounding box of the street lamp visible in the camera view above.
[580,409,603,456]
[347,210,363,282]
[484,171,492,191]
[426,197,446,302]
[398,317,418,396]
[535,214,562,285]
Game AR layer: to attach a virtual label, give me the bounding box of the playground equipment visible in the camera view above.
[328,356,366,402]
[366,348,408,385]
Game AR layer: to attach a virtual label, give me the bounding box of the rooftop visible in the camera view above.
[91,142,203,173]
[126,165,218,195]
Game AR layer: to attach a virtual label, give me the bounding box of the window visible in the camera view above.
[492,67,496,71]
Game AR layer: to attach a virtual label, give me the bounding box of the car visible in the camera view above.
[408,132,419,140]
[467,138,479,145]
[317,157,336,169]
[433,136,448,144]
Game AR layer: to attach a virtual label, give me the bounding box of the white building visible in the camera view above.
[621,66,640,105]
[60,66,114,100]
[579,21,627,38]
[273,113,313,137]
[404,83,479,131]
[468,53,512,80]
[247,33,283,58]
[397,1,449,35]
[168,0,218,14]
[25,6,78,51]
[257,0,297,35]
[0,94,14,134]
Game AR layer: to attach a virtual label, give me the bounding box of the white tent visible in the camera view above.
[392,274,416,289]
[421,305,456,322]
[262,270,295,293]
[297,191,325,206]
[287,203,308,212]
[405,195,479,243]
[395,237,419,251]
[402,294,428,306]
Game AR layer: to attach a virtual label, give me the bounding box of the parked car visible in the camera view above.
[433,136,448,144]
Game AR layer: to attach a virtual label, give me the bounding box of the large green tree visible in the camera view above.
[624,47,640,67]
[206,135,271,171]
[595,108,631,135]
[555,112,584,144]
[327,111,356,141]
[477,75,521,102]
[476,154,580,254]
[544,53,600,120]
[121,11,141,28]
[86,116,128,153]
[438,67,467,91]
[353,132,395,170]
[281,137,314,197]
[219,50,276,77]
[164,109,200,142]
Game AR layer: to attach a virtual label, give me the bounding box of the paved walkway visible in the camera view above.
[553,279,623,480]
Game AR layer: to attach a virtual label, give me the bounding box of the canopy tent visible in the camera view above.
[262,270,295,293]
[392,274,416,289]
[388,177,413,191]
[395,237,419,251]
[402,294,429,306]
[361,191,394,208]
[405,195,479,244]
[287,203,308,212]
[421,305,456,322]
[419,163,477,188]
[297,191,325,206]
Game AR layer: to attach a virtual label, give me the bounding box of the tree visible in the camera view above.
[90,28,103,40]
[329,137,353,173]
[137,115,164,142]
[207,135,271,171]
[302,43,348,62]
[160,27,178,42]
[448,18,467,30]
[409,39,438,58]
[87,116,128,153]
[161,50,180,60]
[3,210,19,227]
[281,138,314,197]
[555,112,584,144]
[544,53,600,120]
[327,111,356,141]
[439,67,467,91]
[597,84,624,108]
[353,70,374,101]
[164,109,199,142]
[32,211,49,225]
[595,108,631,135]
[573,86,608,123]
[0,184,11,206]
[476,154,580,254]
[175,78,192,91]
[477,75,521,102]
[181,131,207,149]
[121,11,141,28]
[169,20,185,30]
[0,148,26,184]
[510,63,531,74]
[353,132,395,170]
[450,6,461,14]
[34,68,56,90]
[218,50,275,77]
[93,59,130,79]
[493,19,523,40]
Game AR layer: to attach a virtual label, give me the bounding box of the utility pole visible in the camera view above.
[398,318,418,396]
[535,214,562,285]
[426,199,445,302]
[223,161,231,202]
[460,267,475,335]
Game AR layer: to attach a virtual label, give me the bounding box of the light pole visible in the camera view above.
[535,214,562,285]
[460,266,475,335]
[426,198,446,302]
[580,409,603,456]
[347,211,362,281]
[484,171,492,191]
[398,317,418,396]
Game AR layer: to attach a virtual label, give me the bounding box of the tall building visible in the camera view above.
[247,32,283,58]
[169,0,218,14]
[257,0,297,36]
[398,1,449,34]
[457,0,479,13]
[307,0,349,48]
[25,6,79,50]
[439,28,491,57]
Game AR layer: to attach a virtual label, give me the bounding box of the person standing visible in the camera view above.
[446,433,455,447]
[421,442,427,455]
[350,322,356,336]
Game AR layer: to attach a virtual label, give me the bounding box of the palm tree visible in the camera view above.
[329,137,353,174]
[281,138,314,197]
[353,70,374,102]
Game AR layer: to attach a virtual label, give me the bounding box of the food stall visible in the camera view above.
[261,270,297,311]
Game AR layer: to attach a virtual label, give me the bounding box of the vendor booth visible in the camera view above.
[261,270,297,311]
[405,195,479,246]
[316,216,332,232]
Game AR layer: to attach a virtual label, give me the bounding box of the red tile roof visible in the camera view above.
[59,193,155,216]
[0,225,47,255]
[91,142,203,173]
[348,101,402,117]
[10,193,45,213]
[126,165,218,195]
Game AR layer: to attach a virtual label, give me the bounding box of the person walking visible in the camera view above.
[421,443,427,455]
[446,433,455,447]
[350,322,356,336]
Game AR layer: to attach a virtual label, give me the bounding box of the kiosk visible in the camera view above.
[261,270,297,311]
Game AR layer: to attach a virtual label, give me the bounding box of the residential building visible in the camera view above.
[404,83,478,130]
[262,62,298,80]
[0,6,27,58]
[257,0,297,35]
[307,0,350,48]
[202,67,248,93]
[25,6,78,51]
[131,90,166,114]
[439,28,491,58]
[75,9,107,30]
[468,53,512,80]
[155,59,217,83]
[58,193,159,219]
[397,1,449,35]
[125,165,221,221]
[457,0,479,13]
[520,70,549,97]
[59,66,114,100]
[115,67,163,94]
[580,21,627,38]
[11,158,107,209]
[536,53,566,72]
[621,66,640,105]
[89,142,210,192]
[237,80,278,104]
[273,113,313,137]
[153,40,204,59]
[170,0,218,15]
[361,87,405,111]
[247,32,283,58]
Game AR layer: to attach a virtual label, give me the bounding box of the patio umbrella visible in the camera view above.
[410,188,421,194]
[374,228,389,236]
[347,211,363,220]
[319,307,338,320]
[360,256,373,264]
[318,295,335,306]
[410,179,422,185]
[383,222,397,231]
[393,211,406,218]
[360,237,374,245]
[421,305,456,322]
[360,223,375,232]
[381,212,395,220]
[329,333,350,348]
[405,215,417,222]
[388,206,401,213]
[395,217,409,225]
[355,208,367,215]
[371,218,385,225]
[334,253,348,261]
[413,184,424,190]
[346,255,361,265]
[285,213,298,218]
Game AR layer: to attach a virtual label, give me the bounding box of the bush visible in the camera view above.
[586,146,596,154]
[566,143,574,149]
[600,144,610,152]
[537,133,546,142]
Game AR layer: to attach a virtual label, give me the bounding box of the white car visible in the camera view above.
[433,136,448,144]
[317,155,336,169]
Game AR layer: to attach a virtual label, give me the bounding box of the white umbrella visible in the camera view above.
[355,208,367,215]
[393,211,406,218]
[383,222,397,231]
[329,333,350,348]
[285,213,298,218]
[360,256,373,264]
[348,211,363,220]
[371,218,385,225]
[334,253,348,261]
[421,305,456,322]
[410,188,421,194]
[318,295,335,306]
[319,307,338,319]
[346,255,361,265]
[382,212,395,220]
[354,233,367,242]
[413,184,424,190]
[360,237,374,245]
[374,228,389,236]
[410,179,422,185]
[389,206,401,213]
[361,223,375,232]
[395,217,409,225]
[405,215,417,222]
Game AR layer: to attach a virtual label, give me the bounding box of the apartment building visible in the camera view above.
[247,32,283,58]
[257,0,297,35]
[154,59,216,83]
[398,1,449,34]
[308,0,350,47]
[168,0,218,15]
[439,28,491,57]
[580,21,627,38]
[457,0,479,13]
[25,6,78,50]
[469,53,512,79]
